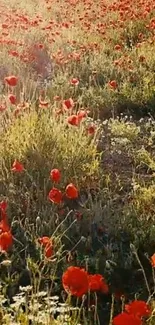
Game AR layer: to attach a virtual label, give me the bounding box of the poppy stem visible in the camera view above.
[131,244,151,296]
[52,210,73,237]
[109,294,115,325]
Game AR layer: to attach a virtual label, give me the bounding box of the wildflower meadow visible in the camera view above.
[0,0,155,324]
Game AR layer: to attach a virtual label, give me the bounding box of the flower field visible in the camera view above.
[0,0,155,324]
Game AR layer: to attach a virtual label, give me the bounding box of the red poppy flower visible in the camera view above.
[2,23,9,29]
[88,274,109,294]
[70,78,79,86]
[108,80,118,90]
[38,43,44,49]
[77,110,87,122]
[38,236,51,246]
[67,115,79,126]
[87,124,96,135]
[0,201,8,225]
[4,75,18,87]
[114,44,122,50]
[48,188,63,204]
[139,55,146,63]
[62,266,89,297]
[125,300,151,318]
[0,220,10,233]
[44,244,53,258]
[65,183,78,199]
[9,50,19,57]
[39,97,49,107]
[8,94,16,105]
[0,231,13,252]
[63,98,74,110]
[38,236,53,258]
[113,312,142,325]
[0,104,6,112]
[11,160,24,172]
[50,169,61,182]
[13,107,21,118]
[151,253,155,267]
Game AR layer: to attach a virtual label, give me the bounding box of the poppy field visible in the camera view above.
[0,0,155,324]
